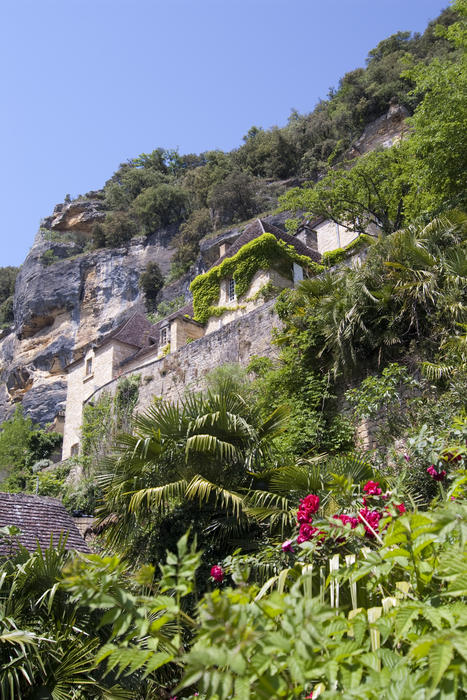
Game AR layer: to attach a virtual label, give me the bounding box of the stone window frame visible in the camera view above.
[70,443,79,456]
[160,325,169,347]
[85,357,93,376]
[228,278,236,302]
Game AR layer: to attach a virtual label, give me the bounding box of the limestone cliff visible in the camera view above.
[0,204,177,427]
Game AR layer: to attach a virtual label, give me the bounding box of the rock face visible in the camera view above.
[0,218,177,427]
[348,101,410,157]
[49,199,106,233]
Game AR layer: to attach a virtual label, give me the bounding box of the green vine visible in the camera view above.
[322,234,374,267]
[190,233,324,323]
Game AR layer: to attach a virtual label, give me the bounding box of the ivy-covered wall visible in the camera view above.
[190,233,324,323]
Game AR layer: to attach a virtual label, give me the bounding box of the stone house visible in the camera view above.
[61,217,357,459]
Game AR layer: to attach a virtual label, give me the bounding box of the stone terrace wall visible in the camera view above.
[84,300,281,413]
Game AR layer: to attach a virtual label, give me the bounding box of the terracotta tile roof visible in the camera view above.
[0,492,90,555]
[210,218,321,268]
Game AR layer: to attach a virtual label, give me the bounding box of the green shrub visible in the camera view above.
[139,261,164,310]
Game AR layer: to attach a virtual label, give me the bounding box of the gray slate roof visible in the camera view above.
[101,311,155,349]
[0,492,90,555]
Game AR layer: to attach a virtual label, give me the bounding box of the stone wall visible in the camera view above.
[85,301,281,414]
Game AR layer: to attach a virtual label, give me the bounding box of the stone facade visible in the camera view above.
[313,220,359,255]
[84,300,280,416]
[62,339,136,458]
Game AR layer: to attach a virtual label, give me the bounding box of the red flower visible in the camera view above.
[297,494,320,525]
[301,494,320,512]
[363,480,382,496]
[297,523,321,543]
[210,565,224,583]
[333,513,359,528]
[358,508,382,538]
[395,503,406,514]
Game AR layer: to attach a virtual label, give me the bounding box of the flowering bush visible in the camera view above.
[363,480,382,496]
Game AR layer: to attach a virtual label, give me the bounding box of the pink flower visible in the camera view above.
[358,508,382,538]
[363,480,382,496]
[403,454,410,462]
[427,466,447,481]
[282,540,294,553]
[305,694,313,699]
[210,565,224,583]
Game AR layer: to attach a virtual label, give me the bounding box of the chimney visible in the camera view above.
[219,242,228,257]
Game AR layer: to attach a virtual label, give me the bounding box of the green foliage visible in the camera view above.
[247,353,354,459]
[0,266,18,326]
[0,407,62,491]
[190,232,323,323]
[0,266,18,305]
[275,213,467,378]
[130,182,189,233]
[179,499,467,699]
[170,208,212,274]
[0,295,14,326]
[138,261,164,311]
[403,0,467,216]
[280,145,413,236]
[96,384,289,557]
[147,294,186,322]
[0,540,120,699]
[61,532,202,695]
[41,248,60,266]
[207,171,265,227]
[322,233,374,267]
[346,363,418,421]
[92,209,139,248]
[81,393,114,459]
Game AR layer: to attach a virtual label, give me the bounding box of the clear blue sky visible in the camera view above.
[1,0,449,267]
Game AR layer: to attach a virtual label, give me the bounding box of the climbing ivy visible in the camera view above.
[190,233,324,323]
[322,233,374,267]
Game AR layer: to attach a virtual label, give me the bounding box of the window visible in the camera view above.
[160,327,168,346]
[228,278,236,302]
[85,358,92,376]
[70,443,79,456]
